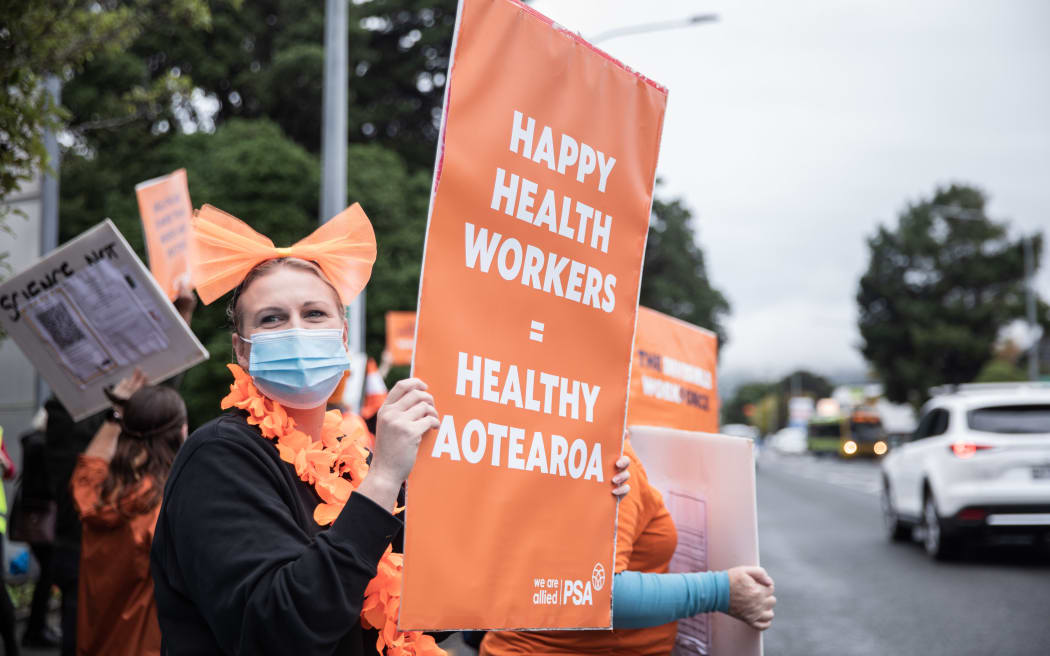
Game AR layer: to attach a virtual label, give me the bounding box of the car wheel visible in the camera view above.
[881,480,910,542]
[923,492,959,560]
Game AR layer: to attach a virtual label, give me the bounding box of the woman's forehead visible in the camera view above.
[239,266,341,309]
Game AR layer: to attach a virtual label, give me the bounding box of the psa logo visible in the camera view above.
[562,563,605,606]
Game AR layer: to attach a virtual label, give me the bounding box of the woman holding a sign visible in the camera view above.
[482,440,776,655]
[149,205,631,656]
[149,204,444,656]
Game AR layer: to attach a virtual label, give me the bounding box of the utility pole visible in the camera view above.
[320,0,365,356]
[37,76,61,407]
[1024,234,1039,380]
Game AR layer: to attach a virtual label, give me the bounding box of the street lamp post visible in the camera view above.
[589,13,719,45]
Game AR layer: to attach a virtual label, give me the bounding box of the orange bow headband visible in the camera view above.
[190,203,377,306]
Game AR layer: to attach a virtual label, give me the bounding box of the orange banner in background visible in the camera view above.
[135,169,193,300]
[629,307,719,433]
[385,311,416,366]
[402,0,667,631]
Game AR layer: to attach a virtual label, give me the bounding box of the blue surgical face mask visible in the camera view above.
[239,328,350,409]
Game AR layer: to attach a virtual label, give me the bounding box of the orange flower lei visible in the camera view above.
[221,364,445,656]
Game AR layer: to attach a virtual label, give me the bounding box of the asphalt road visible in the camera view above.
[757,452,1050,656]
[28,453,1044,656]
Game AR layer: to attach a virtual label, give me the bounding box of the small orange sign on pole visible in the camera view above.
[384,311,416,366]
[401,0,668,631]
[135,169,193,300]
[628,307,719,433]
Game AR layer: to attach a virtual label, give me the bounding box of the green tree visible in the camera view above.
[771,369,832,431]
[857,183,1043,405]
[60,118,428,426]
[640,193,730,344]
[50,0,732,423]
[722,381,775,426]
[751,393,780,436]
[0,0,210,225]
[58,0,456,164]
[52,1,457,422]
[974,358,1028,383]
[61,118,322,424]
[722,369,832,430]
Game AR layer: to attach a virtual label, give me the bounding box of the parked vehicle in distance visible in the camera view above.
[770,427,807,455]
[721,423,759,441]
[880,382,1050,559]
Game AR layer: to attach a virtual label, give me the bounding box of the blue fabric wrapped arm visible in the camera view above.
[611,570,731,629]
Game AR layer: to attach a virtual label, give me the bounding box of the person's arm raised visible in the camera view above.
[85,368,147,462]
[173,279,198,327]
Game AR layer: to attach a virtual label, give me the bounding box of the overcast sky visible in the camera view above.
[529,0,1050,391]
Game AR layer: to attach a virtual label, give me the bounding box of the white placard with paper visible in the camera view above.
[629,426,762,656]
[0,220,208,420]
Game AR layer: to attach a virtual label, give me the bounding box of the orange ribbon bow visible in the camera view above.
[190,203,377,306]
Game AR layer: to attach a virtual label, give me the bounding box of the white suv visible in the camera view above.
[880,383,1050,559]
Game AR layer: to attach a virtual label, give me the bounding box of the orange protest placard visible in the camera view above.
[385,311,416,366]
[628,307,719,433]
[401,0,667,631]
[135,169,193,300]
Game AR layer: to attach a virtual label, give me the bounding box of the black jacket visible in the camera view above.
[150,412,403,655]
[17,428,51,502]
[43,396,105,549]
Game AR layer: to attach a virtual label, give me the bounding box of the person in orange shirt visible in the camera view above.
[482,439,775,655]
[71,370,186,656]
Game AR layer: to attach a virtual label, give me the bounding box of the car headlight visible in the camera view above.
[873,441,888,456]
[843,440,858,455]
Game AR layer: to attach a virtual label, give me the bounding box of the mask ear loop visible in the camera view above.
[234,334,253,370]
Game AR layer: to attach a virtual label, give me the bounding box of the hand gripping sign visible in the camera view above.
[628,307,719,434]
[401,0,667,631]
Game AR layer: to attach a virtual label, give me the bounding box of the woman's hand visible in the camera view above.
[728,566,776,631]
[611,455,631,497]
[88,368,143,462]
[173,279,198,326]
[108,368,148,406]
[371,378,439,486]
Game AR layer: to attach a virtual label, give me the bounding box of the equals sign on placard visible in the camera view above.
[529,320,545,343]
